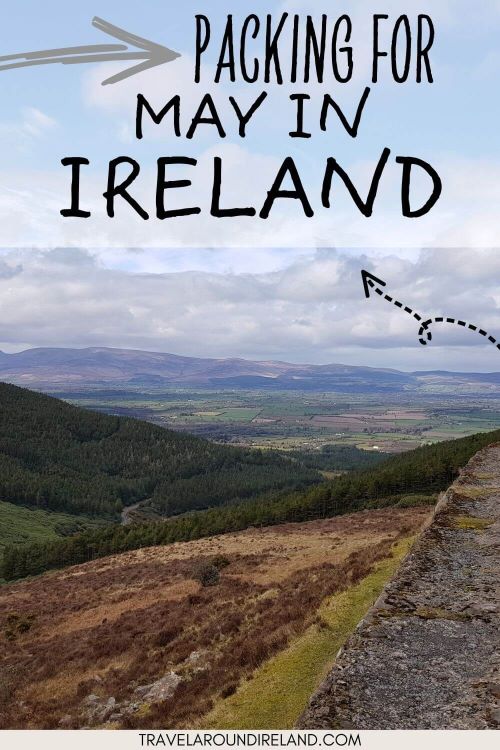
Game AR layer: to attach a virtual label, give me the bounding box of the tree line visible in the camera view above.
[289,444,388,472]
[3,427,498,581]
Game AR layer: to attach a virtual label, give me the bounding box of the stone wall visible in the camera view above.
[298,445,500,729]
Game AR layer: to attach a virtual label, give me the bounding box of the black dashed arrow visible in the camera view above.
[361,270,500,352]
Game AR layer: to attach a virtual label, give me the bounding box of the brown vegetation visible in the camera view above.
[0,507,429,729]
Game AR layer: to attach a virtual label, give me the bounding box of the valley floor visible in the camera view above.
[0,506,429,729]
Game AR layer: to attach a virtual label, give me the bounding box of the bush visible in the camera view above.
[211,555,230,570]
[193,562,220,587]
[154,626,180,647]
[4,612,36,640]
[0,666,19,706]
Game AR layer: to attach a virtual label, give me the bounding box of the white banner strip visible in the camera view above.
[0,730,498,750]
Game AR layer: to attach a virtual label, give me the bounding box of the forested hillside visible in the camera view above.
[0,382,319,519]
[290,445,388,473]
[4,428,499,580]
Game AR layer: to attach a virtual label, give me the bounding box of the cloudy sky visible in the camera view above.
[0,2,499,370]
[1,246,500,372]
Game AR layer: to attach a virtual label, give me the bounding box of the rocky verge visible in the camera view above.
[298,444,500,729]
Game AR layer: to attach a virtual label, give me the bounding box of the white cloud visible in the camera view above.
[20,107,57,138]
[0,259,22,279]
[0,107,57,153]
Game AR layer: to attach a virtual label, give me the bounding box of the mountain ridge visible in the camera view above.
[1,346,498,392]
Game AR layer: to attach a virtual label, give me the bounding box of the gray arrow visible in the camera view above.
[0,16,181,85]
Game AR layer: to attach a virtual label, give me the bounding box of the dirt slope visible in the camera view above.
[0,506,428,729]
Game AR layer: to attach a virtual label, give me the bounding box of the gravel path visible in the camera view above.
[120,500,145,525]
[298,444,500,729]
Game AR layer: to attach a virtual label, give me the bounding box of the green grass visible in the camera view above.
[0,500,104,551]
[182,408,263,423]
[260,406,314,417]
[201,536,415,730]
[217,409,262,422]
[451,514,494,531]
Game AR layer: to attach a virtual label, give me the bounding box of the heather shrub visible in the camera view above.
[193,562,220,587]
[211,554,230,570]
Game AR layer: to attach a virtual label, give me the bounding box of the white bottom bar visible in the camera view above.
[0,730,498,750]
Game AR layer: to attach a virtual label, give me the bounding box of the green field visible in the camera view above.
[0,500,104,551]
[191,407,262,422]
[52,387,500,455]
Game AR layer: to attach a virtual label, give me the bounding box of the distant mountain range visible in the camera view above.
[0,347,500,393]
